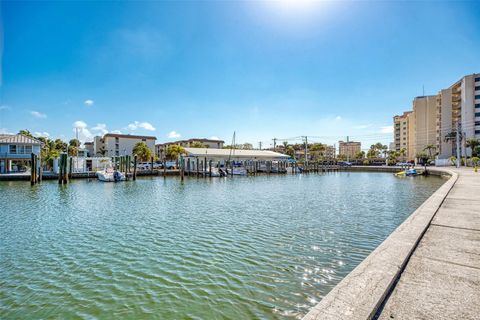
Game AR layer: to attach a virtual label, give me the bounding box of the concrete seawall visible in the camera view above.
[303,166,471,320]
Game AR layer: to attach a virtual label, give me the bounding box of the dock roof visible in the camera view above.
[183,148,290,159]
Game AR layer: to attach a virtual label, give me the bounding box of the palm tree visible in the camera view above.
[466,138,480,157]
[18,129,34,138]
[423,144,436,160]
[286,146,295,158]
[133,142,153,161]
[165,144,185,160]
[190,141,208,148]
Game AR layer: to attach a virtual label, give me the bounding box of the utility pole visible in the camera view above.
[303,136,308,165]
[346,135,349,163]
[273,138,277,152]
[456,123,461,168]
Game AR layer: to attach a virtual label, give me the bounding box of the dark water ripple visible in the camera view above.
[0,173,445,319]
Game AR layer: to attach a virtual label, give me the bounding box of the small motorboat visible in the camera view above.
[209,167,222,177]
[395,168,418,177]
[96,167,126,182]
[225,166,247,176]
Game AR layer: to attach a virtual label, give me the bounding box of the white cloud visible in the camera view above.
[0,128,12,134]
[34,132,50,138]
[84,99,94,106]
[72,121,92,142]
[210,136,220,140]
[167,131,181,138]
[92,123,108,135]
[127,121,156,131]
[380,125,394,134]
[0,105,10,111]
[111,130,122,134]
[353,125,370,129]
[30,111,47,119]
[335,116,342,121]
[73,120,88,129]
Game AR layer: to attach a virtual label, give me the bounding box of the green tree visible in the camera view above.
[471,156,480,168]
[286,146,295,158]
[68,139,81,156]
[190,141,208,148]
[310,143,326,160]
[18,129,34,138]
[417,152,429,169]
[55,139,68,152]
[466,138,480,157]
[133,142,153,161]
[165,144,185,160]
[423,144,436,160]
[354,151,365,159]
[242,143,253,150]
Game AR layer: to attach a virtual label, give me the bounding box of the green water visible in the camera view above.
[0,172,445,319]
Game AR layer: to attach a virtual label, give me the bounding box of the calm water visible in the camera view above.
[0,172,445,319]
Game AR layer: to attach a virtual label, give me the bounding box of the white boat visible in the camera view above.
[209,167,222,177]
[96,167,126,182]
[228,167,247,176]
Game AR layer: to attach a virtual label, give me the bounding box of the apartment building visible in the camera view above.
[393,73,480,160]
[324,145,336,159]
[436,73,480,158]
[338,141,361,159]
[393,111,413,159]
[93,133,156,157]
[413,95,437,158]
[156,138,224,159]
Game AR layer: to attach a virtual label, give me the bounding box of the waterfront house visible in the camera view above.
[0,134,42,173]
[93,133,156,157]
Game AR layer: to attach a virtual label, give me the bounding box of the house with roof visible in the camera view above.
[0,134,42,173]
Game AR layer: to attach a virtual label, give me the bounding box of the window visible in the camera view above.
[476,77,480,82]
[475,86,480,91]
[475,95,480,99]
[475,121,480,126]
[25,145,32,154]
[9,145,17,154]
[476,112,480,117]
[476,130,480,135]
[476,104,480,108]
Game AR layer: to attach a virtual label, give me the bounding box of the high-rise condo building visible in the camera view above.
[436,73,480,158]
[393,73,480,161]
[338,141,361,159]
[393,111,413,159]
[413,95,437,158]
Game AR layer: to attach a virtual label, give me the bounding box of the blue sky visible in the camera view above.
[1,1,479,150]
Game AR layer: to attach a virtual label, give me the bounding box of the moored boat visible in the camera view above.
[96,167,126,182]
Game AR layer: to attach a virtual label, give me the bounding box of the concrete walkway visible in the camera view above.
[303,167,479,320]
[378,167,480,319]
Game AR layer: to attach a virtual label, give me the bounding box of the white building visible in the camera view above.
[436,73,480,158]
[93,133,156,157]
